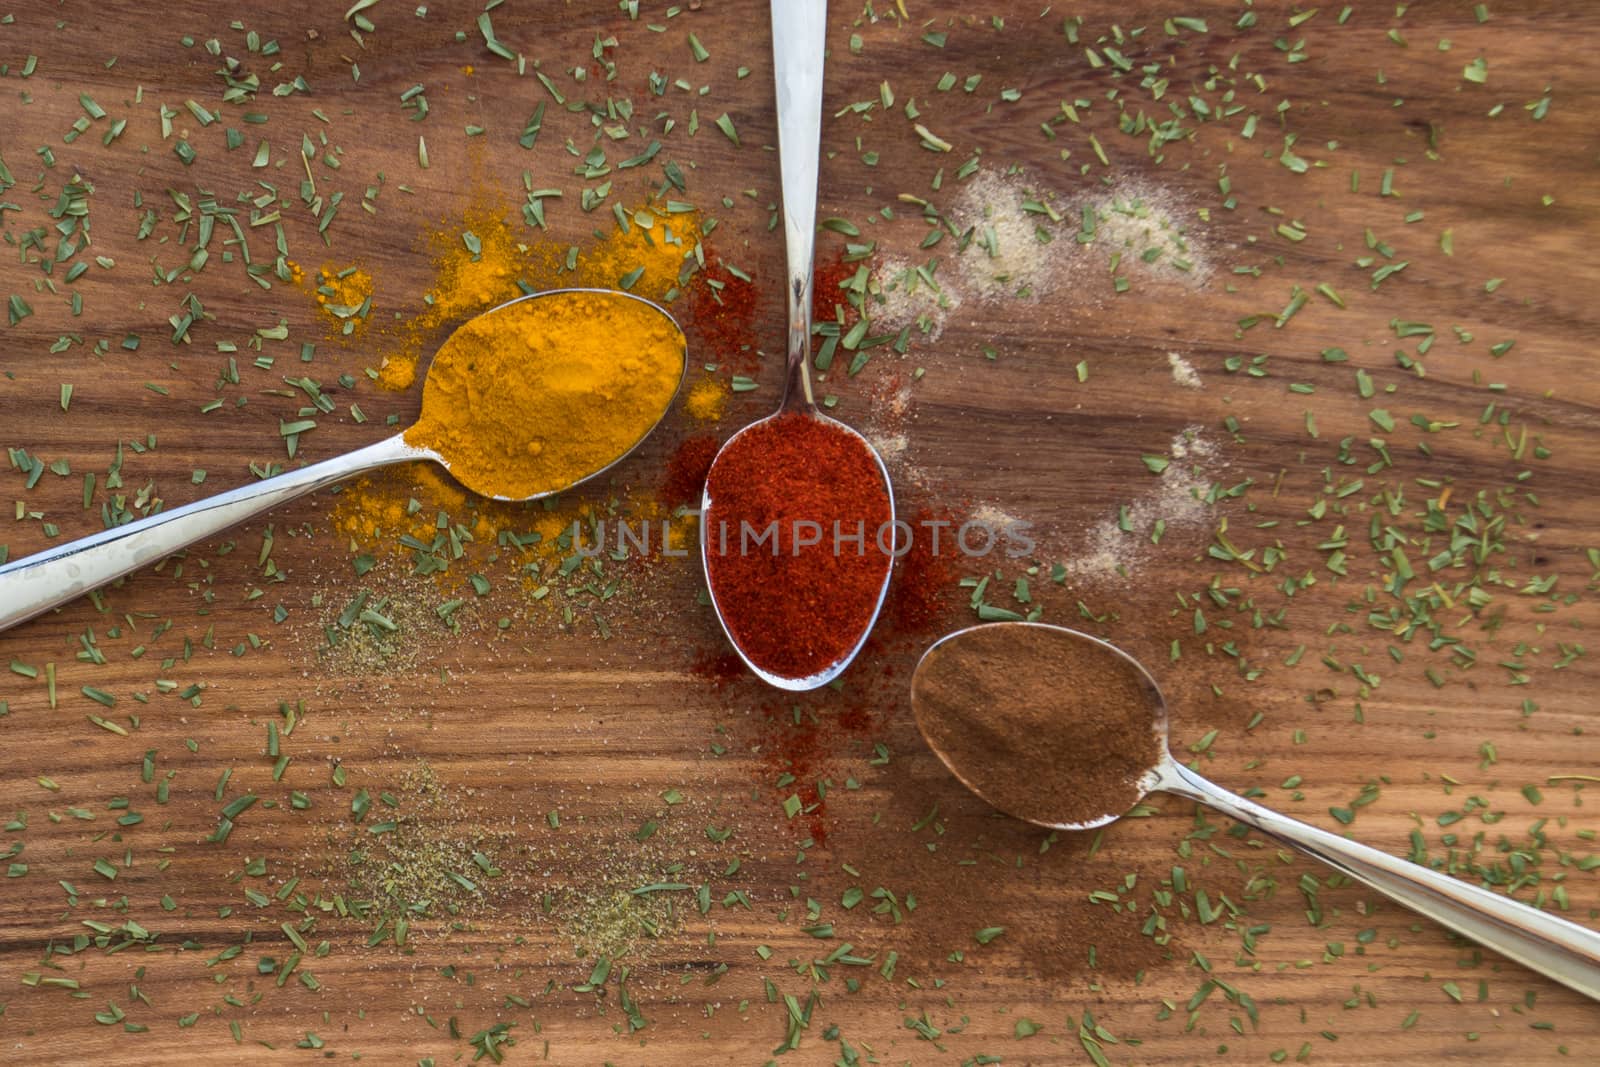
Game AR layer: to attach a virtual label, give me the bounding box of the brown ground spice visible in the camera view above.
[912,623,1163,826]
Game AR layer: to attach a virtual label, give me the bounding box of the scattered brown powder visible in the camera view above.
[309,556,481,677]
[526,807,715,965]
[341,761,509,925]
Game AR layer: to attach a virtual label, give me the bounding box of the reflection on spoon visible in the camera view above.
[0,288,686,635]
[911,622,1600,1002]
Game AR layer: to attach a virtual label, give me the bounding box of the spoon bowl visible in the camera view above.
[411,287,687,502]
[911,621,1600,1002]
[699,0,895,690]
[0,287,685,635]
[699,407,895,691]
[913,623,1167,830]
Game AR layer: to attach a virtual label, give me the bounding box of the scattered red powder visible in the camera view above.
[835,704,872,733]
[686,260,763,374]
[661,434,721,507]
[887,506,956,631]
[750,699,880,847]
[688,649,745,689]
[811,249,857,328]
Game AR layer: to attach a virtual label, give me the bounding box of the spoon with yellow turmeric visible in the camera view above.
[0,288,686,634]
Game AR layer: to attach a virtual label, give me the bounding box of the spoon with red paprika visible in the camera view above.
[698,0,895,691]
[911,622,1600,1003]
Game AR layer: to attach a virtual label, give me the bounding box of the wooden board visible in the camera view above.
[3,1,1600,1063]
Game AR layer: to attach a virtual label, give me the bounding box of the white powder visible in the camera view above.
[861,169,1214,370]
[947,169,1072,302]
[1062,426,1220,581]
[1168,351,1202,389]
[866,382,928,488]
[971,503,1024,529]
[1085,181,1212,288]
[869,432,908,463]
[868,256,959,342]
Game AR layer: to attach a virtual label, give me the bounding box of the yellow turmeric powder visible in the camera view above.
[367,202,701,393]
[405,290,686,500]
[571,208,700,297]
[371,208,537,392]
[313,264,375,336]
[329,463,591,601]
[684,377,727,422]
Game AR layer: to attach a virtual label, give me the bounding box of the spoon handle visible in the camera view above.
[1159,759,1600,1001]
[771,0,827,412]
[0,433,427,635]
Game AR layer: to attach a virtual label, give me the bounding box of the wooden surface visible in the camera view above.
[3,1,1600,1063]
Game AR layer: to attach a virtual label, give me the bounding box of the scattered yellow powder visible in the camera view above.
[313,264,375,336]
[331,465,591,570]
[333,465,488,547]
[371,202,699,393]
[663,508,698,554]
[571,207,701,301]
[374,207,538,391]
[684,377,727,422]
[422,207,534,321]
[327,460,691,621]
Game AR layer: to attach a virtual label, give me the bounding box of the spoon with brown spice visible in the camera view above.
[911,622,1600,1001]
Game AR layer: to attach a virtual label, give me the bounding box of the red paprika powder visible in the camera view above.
[660,433,721,507]
[811,249,857,328]
[886,505,955,632]
[702,412,893,680]
[686,261,762,374]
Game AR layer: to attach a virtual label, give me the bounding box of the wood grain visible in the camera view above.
[3,1,1600,1063]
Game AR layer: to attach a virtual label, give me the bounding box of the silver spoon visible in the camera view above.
[697,0,895,692]
[911,622,1600,1002]
[0,288,685,635]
